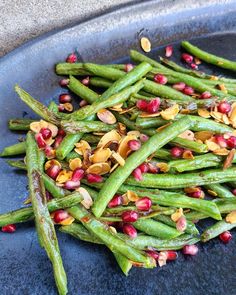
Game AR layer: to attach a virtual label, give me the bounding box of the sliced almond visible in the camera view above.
[44,137,55,146]
[156,122,172,132]
[110,163,119,173]
[97,109,117,124]
[119,106,136,114]
[121,193,129,205]
[217,84,227,93]
[109,226,117,234]
[198,108,210,118]
[56,170,73,184]
[229,102,236,126]
[195,131,214,142]
[226,211,236,224]
[30,120,48,133]
[211,111,223,121]
[178,130,195,141]
[223,149,235,169]
[160,104,179,120]
[111,151,126,166]
[205,139,220,151]
[139,112,160,118]
[213,148,229,156]
[127,190,139,202]
[184,187,200,194]
[109,103,123,112]
[60,216,75,226]
[171,208,183,222]
[69,158,82,170]
[90,148,112,163]
[182,150,194,159]
[207,189,218,197]
[77,187,93,209]
[158,251,168,267]
[118,134,137,158]
[74,140,91,156]
[180,109,191,114]
[140,37,151,52]
[86,162,110,175]
[156,162,169,173]
[210,75,218,81]
[45,159,61,170]
[97,130,121,148]
[222,114,230,125]
[127,130,141,137]
[117,122,126,135]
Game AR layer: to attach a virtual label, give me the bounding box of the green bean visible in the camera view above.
[92,116,193,217]
[136,117,167,129]
[204,183,235,199]
[171,137,208,153]
[56,63,91,76]
[201,219,236,242]
[26,132,67,295]
[6,159,26,170]
[126,167,236,190]
[15,85,59,125]
[0,192,82,227]
[0,141,26,157]
[104,205,172,215]
[42,174,68,199]
[70,80,144,121]
[67,205,155,268]
[154,148,172,161]
[56,134,83,160]
[89,77,113,88]
[130,49,167,70]
[65,151,82,162]
[182,41,236,72]
[8,118,34,131]
[113,252,133,276]
[61,120,117,134]
[82,134,100,144]
[133,218,181,239]
[154,215,199,235]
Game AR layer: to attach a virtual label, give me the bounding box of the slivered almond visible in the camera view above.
[111,151,125,166]
[97,109,117,124]
[198,108,210,118]
[118,134,137,158]
[110,163,119,173]
[139,112,160,118]
[117,122,127,135]
[207,190,218,197]
[213,148,229,156]
[160,104,179,120]
[140,37,151,52]
[226,211,236,223]
[69,158,82,170]
[86,162,110,175]
[223,149,235,169]
[205,139,220,151]
[90,148,112,163]
[156,122,172,132]
[60,216,75,226]
[171,208,183,222]
[77,187,93,209]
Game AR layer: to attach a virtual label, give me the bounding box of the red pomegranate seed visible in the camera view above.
[58,129,66,137]
[135,197,152,211]
[72,168,85,181]
[182,53,193,64]
[146,250,159,260]
[59,78,69,87]
[200,91,212,99]
[136,99,148,111]
[53,210,70,223]
[59,93,72,103]
[45,191,53,201]
[58,104,65,112]
[165,45,173,57]
[128,139,141,151]
[108,195,122,208]
[46,165,61,180]
[79,100,88,107]
[146,98,160,114]
[170,146,184,158]
[227,136,236,149]
[215,134,228,148]
[232,188,236,196]
[219,231,232,243]
[190,63,198,70]
[218,101,231,114]
[182,245,199,255]
[138,163,149,173]
[172,82,186,91]
[44,145,55,159]
[182,86,194,95]
[87,173,103,183]
[132,168,143,181]
[121,210,139,223]
[35,133,46,149]
[147,162,159,174]
[2,224,16,233]
[66,53,77,63]
[154,74,168,85]
[125,64,134,72]
[54,135,64,149]
[166,250,178,261]
[140,134,149,142]
[64,180,80,190]
[123,224,137,238]
[40,128,52,140]
[176,216,187,232]
[81,76,90,86]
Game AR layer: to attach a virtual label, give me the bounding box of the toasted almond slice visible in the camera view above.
[194,57,201,65]
[229,102,236,124]
[207,189,218,197]
[160,104,179,120]
[69,158,82,170]
[127,130,141,137]
[222,114,230,125]
[198,108,210,118]
[156,122,172,132]
[56,170,73,184]
[30,120,58,137]
[205,139,220,151]
[45,159,61,170]
[127,190,139,202]
[156,162,169,173]
[119,106,136,114]
[226,211,236,224]
[47,122,59,137]
[118,134,136,158]
[121,193,129,205]
[180,109,191,115]
[77,187,93,209]
[223,149,235,169]
[44,138,55,146]
[210,75,218,81]
[158,251,168,267]
[211,111,223,121]
[97,130,121,148]
[182,150,194,159]
[171,208,183,222]
[178,130,195,141]
[90,148,112,163]
[195,131,214,142]
[111,151,126,166]
[60,216,75,226]
[217,84,227,93]
[213,148,229,156]
[109,226,117,234]
[97,109,117,124]
[117,122,126,135]
[30,121,44,133]
[110,163,119,173]
[184,187,199,194]
[139,112,160,118]
[109,103,123,111]
[74,140,91,156]
[63,103,73,112]
[86,162,110,175]
[140,37,151,52]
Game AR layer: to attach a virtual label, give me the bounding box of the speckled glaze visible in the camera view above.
[1,1,236,294]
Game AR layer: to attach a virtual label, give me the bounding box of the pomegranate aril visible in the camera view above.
[121,210,139,223]
[166,250,178,261]
[190,63,198,70]
[187,188,204,199]
[123,224,137,238]
[44,145,55,159]
[172,82,186,91]
[59,93,72,103]
[2,224,16,233]
[183,86,194,95]
[72,168,85,181]
[146,250,159,260]
[108,195,122,208]
[46,165,61,180]
[147,162,159,174]
[227,136,236,149]
[35,133,46,149]
[215,134,228,148]
[128,139,141,151]
[87,173,103,183]
[182,53,193,64]
[79,100,88,107]
[138,163,149,173]
[135,197,152,211]
[53,210,70,223]
[219,231,232,243]
[81,76,90,86]
[46,191,53,201]
[154,74,168,85]
[136,99,148,111]
[170,146,184,158]
[140,134,149,142]
[218,101,231,114]
[59,78,69,87]
[58,129,66,137]
[165,45,173,57]
[146,98,160,114]
[125,63,134,72]
[66,53,77,63]
[200,91,212,99]
[40,128,52,140]
[176,216,187,232]
[182,245,198,255]
[54,135,64,149]
[232,188,236,196]
[64,180,80,190]
[58,104,65,112]
[132,168,143,181]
